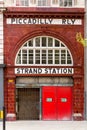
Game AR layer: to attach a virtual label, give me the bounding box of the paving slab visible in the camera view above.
[0,121,87,130]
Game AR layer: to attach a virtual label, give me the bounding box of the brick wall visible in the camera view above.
[6,79,16,121]
[4,8,84,120]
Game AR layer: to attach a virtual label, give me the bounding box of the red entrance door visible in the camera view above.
[42,86,72,120]
[42,87,56,120]
[57,87,72,120]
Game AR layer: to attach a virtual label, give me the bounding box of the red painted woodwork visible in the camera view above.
[42,86,72,120]
[42,87,56,120]
[57,87,72,120]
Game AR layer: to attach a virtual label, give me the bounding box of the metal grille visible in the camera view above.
[16,88,40,120]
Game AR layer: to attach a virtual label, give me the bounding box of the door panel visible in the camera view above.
[17,88,40,120]
[57,87,72,120]
[42,86,57,120]
[42,86,72,120]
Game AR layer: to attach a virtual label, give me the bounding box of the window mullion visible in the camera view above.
[65,50,67,65]
[53,49,54,64]
[72,0,74,6]
[46,49,48,64]
[21,49,22,64]
[59,49,61,65]
[33,38,35,64]
[51,0,52,6]
[27,49,28,64]
[40,37,41,64]
[53,39,55,64]
[34,49,35,64]
[40,49,42,64]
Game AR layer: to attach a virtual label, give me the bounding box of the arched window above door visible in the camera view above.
[15,36,73,66]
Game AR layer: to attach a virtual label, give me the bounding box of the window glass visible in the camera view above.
[15,0,76,7]
[52,0,58,4]
[68,0,72,6]
[74,0,77,6]
[15,36,73,66]
[38,0,46,6]
[42,50,46,64]
[37,0,51,6]
[35,50,40,64]
[16,0,29,6]
[61,43,65,47]
[28,50,33,64]
[55,40,60,47]
[42,37,46,47]
[22,50,27,64]
[35,37,40,47]
[48,37,53,47]
[30,0,36,4]
[67,51,72,64]
[48,50,53,64]
[55,50,60,64]
[47,0,51,6]
[61,50,66,64]
[24,43,27,47]
[28,40,33,47]
[16,50,21,64]
[60,0,72,7]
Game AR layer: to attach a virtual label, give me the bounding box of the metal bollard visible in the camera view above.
[3,106,6,130]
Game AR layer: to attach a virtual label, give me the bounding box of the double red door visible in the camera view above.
[42,86,72,120]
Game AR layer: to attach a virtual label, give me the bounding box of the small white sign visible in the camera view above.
[7,18,82,25]
[46,98,53,102]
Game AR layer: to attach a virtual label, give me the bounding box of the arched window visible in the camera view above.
[15,36,73,66]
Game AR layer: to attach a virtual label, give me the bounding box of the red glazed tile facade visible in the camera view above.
[4,7,84,121]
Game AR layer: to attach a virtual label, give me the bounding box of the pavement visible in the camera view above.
[0,121,87,130]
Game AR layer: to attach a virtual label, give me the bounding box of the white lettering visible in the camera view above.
[15,68,74,75]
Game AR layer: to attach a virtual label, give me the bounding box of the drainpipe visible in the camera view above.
[84,0,87,120]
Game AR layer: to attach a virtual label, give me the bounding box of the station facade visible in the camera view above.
[2,0,85,121]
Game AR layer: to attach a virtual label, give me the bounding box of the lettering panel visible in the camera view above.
[15,68,74,74]
[7,18,82,25]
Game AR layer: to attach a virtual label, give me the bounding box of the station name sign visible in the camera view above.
[15,68,74,75]
[7,18,82,25]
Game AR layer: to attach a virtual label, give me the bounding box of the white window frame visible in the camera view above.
[5,0,84,7]
[15,36,73,66]
[15,0,29,6]
[14,0,75,7]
